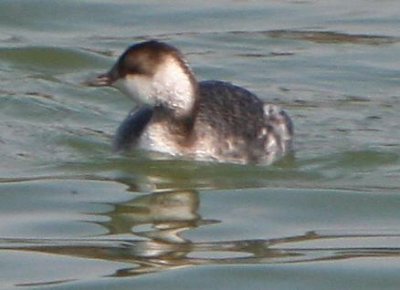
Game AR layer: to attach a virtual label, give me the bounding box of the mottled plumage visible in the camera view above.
[89,40,293,164]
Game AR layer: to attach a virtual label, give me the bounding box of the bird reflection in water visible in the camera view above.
[1,189,400,282]
[103,189,205,244]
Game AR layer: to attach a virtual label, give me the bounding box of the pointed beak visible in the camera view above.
[85,71,114,87]
[85,64,120,87]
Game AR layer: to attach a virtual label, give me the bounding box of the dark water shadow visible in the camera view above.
[88,29,399,47]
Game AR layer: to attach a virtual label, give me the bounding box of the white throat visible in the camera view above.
[115,57,196,116]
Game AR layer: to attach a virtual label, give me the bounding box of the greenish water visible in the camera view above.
[1,0,400,289]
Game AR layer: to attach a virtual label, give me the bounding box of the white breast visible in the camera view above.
[137,122,183,156]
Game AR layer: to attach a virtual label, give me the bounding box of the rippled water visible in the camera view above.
[1,0,400,289]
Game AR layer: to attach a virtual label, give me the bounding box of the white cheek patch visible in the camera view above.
[114,75,156,106]
[112,57,195,114]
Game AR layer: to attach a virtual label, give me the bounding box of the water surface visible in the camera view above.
[0,0,400,289]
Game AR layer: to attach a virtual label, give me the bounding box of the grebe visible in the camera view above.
[88,40,293,164]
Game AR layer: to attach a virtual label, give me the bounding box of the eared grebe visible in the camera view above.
[88,40,293,164]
